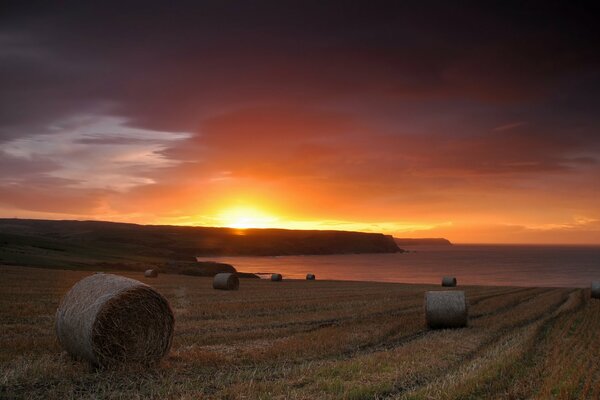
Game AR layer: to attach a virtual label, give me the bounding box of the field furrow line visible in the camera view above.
[382,289,576,398]
[187,286,535,362]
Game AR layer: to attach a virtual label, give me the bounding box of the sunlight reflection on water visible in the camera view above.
[198,245,600,287]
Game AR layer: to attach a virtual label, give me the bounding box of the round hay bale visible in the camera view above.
[441,276,457,287]
[144,269,158,278]
[271,273,283,282]
[425,291,468,329]
[213,273,239,290]
[306,274,316,280]
[592,281,600,299]
[55,274,174,367]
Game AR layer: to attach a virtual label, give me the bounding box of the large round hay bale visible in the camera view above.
[306,274,316,280]
[213,273,239,290]
[144,269,158,278]
[441,276,457,287]
[592,281,600,299]
[425,291,468,329]
[55,274,174,367]
[271,273,283,281]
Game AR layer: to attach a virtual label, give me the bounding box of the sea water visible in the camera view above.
[198,244,600,287]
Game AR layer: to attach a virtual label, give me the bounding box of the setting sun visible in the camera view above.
[216,206,279,229]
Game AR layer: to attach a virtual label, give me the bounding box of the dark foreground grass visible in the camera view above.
[1,265,599,399]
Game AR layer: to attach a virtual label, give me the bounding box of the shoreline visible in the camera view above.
[0,264,589,289]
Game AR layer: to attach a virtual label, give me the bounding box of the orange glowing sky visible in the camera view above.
[1,2,599,244]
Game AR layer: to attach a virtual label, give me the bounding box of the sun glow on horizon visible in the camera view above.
[216,206,280,229]
[202,203,446,234]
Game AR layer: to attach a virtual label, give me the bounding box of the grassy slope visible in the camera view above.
[0,219,400,271]
[1,266,599,399]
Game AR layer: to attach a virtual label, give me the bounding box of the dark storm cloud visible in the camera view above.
[2,1,599,138]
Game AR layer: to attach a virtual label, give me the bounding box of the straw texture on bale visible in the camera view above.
[213,273,239,290]
[425,290,468,329]
[592,281,600,299]
[55,274,174,367]
[441,276,457,287]
[306,274,316,280]
[144,269,158,278]
[271,273,283,281]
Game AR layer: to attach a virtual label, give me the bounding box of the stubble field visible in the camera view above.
[1,265,599,399]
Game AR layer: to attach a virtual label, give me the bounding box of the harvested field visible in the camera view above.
[1,265,599,399]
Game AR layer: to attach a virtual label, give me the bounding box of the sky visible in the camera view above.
[1,1,599,244]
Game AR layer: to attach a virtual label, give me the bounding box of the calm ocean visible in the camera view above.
[199,244,600,288]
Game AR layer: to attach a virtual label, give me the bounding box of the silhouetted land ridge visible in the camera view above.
[0,218,401,271]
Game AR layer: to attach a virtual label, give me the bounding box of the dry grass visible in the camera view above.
[0,265,597,399]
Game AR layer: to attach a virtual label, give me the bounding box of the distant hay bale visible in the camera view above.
[144,269,158,278]
[55,274,174,367]
[271,273,283,281]
[425,291,468,329]
[213,273,239,290]
[592,282,600,299]
[306,274,316,280]
[441,276,457,287]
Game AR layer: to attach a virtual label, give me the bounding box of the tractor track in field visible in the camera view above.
[192,286,530,337]
[191,288,528,345]
[470,287,552,319]
[382,289,581,399]
[185,288,576,398]
[328,288,557,363]
[197,287,552,368]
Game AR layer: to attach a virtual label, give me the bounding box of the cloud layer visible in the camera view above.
[1,1,599,243]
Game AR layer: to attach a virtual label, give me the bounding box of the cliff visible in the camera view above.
[0,218,402,270]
